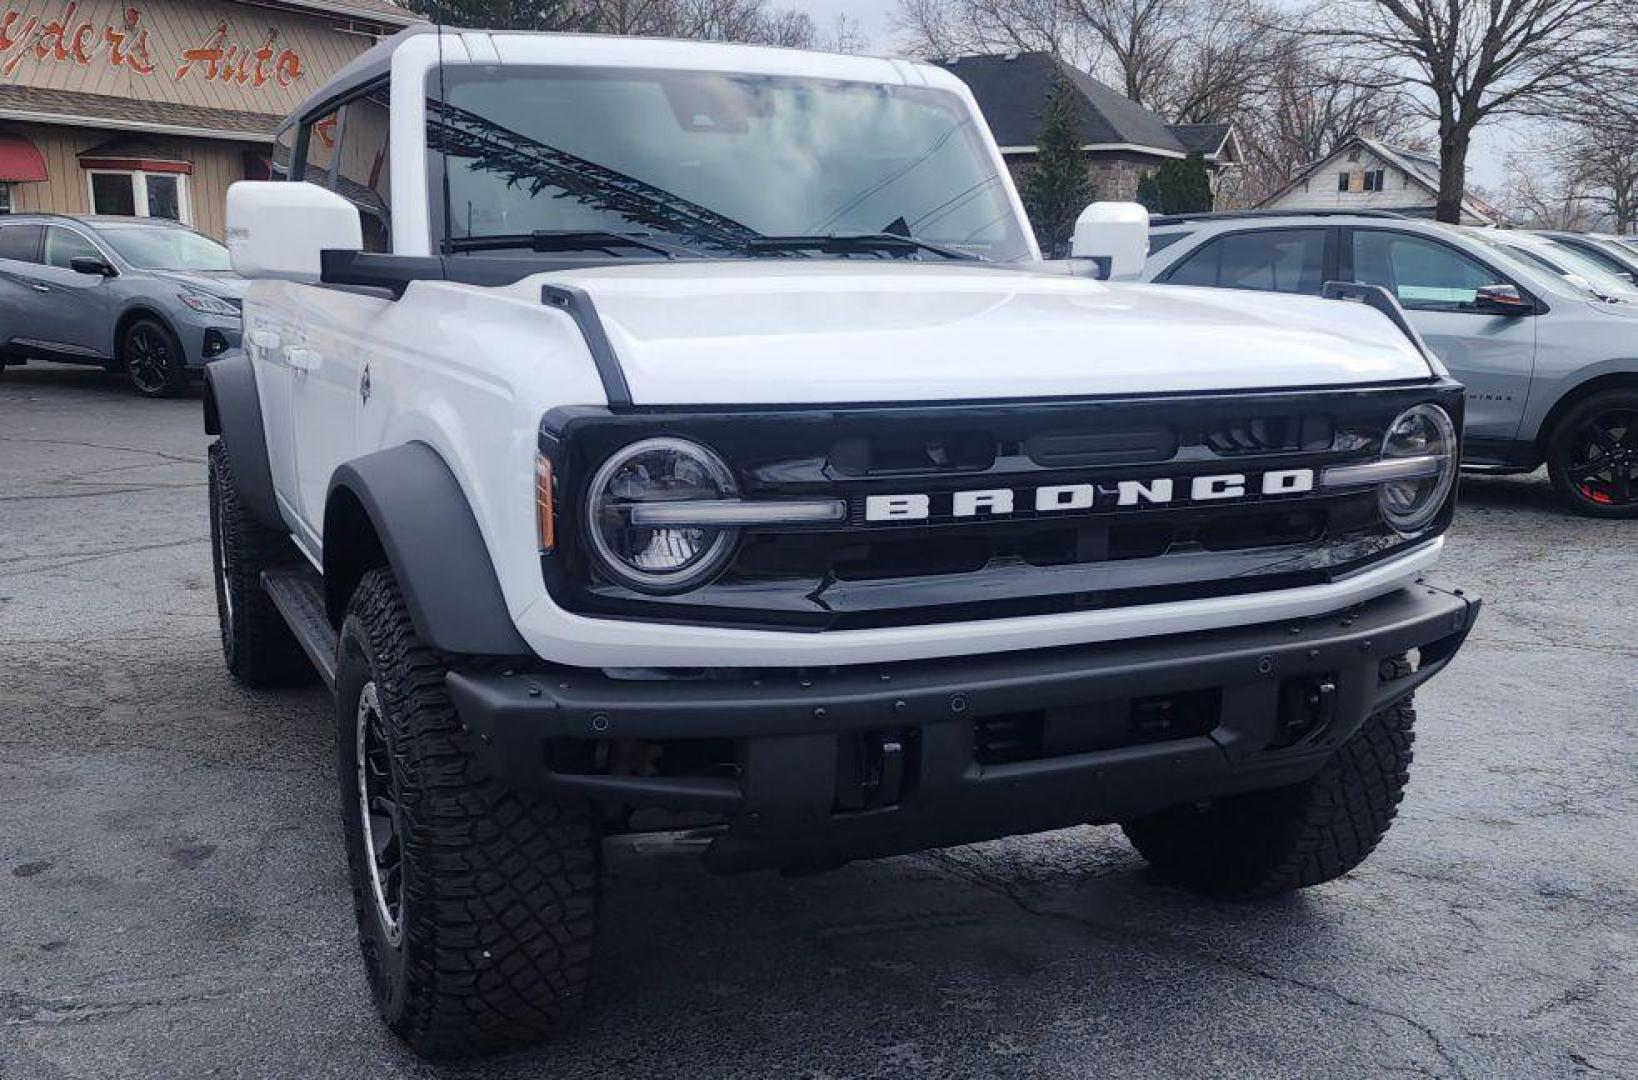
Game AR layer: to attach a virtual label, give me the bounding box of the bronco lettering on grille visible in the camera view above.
[864,469,1315,522]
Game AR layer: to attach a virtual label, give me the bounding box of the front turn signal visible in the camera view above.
[536,455,556,552]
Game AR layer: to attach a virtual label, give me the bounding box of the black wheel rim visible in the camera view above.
[1564,408,1638,507]
[356,682,403,944]
[127,326,171,393]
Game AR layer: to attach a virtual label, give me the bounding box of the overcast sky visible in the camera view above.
[796,0,1521,189]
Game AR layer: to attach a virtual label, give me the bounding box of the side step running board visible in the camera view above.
[262,567,339,691]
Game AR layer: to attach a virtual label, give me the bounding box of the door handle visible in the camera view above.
[29,283,49,293]
[286,346,321,372]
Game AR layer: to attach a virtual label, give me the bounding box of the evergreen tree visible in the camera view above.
[1021,76,1094,257]
[1136,152,1213,214]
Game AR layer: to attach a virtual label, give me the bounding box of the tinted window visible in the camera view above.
[1352,230,1498,311]
[98,226,230,271]
[334,86,391,253]
[44,226,101,268]
[427,67,1032,261]
[90,173,136,215]
[300,106,343,186]
[1148,230,1193,254]
[272,123,296,180]
[0,222,41,261]
[1165,229,1326,294]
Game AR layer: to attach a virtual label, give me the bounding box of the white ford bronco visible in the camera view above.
[206,26,1479,1059]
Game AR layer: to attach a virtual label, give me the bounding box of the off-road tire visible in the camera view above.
[207,441,312,686]
[336,568,600,1061]
[1545,388,1638,518]
[122,317,188,397]
[1121,656,1416,898]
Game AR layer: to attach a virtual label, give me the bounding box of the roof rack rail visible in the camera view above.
[1148,209,1410,226]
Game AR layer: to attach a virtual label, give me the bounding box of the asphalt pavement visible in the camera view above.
[1,363,1634,1080]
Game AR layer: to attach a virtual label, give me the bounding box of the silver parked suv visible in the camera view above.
[0,214,244,397]
[1141,212,1638,516]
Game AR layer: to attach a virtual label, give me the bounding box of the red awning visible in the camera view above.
[0,133,46,183]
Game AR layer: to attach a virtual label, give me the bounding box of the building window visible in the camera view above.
[1337,171,1349,192]
[0,183,10,214]
[86,170,190,224]
[1363,169,1385,192]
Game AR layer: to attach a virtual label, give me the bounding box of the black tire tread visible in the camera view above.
[341,568,599,1060]
[208,440,311,686]
[1121,656,1416,898]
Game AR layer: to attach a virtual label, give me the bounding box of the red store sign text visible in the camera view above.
[0,3,304,88]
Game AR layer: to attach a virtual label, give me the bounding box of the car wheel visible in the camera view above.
[1121,656,1416,898]
[123,318,187,397]
[208,441,313,686]
[1546,388,1638,518]
[337,567,601,1060]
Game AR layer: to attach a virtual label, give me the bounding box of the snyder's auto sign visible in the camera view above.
[0,2,304,86]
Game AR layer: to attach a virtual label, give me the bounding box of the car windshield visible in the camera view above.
[1461,230,1605,299]
[97,226,232,271]
[1480,233,1635,299]
[425,67,1032,262]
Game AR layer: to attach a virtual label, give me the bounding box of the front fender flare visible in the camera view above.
[201,350,282,530]
[328,443,530,657]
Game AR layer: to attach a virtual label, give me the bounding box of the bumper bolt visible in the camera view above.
[1256,655,1274,675]
[950,693,968,715]
[527,684,542,698]
[1308,649,1320,661]
[894,699,907,713]
[1360,640,1373,652]
[591,713,610,733]
[814,707,828,719]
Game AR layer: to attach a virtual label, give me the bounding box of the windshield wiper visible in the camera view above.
[741,233,979,260]
[445,230,694,257]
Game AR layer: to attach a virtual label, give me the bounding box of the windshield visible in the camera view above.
[425,67,1032,261]
[1474,232,1634,299]
[1461,230,1605,299]
[98,226,232,271]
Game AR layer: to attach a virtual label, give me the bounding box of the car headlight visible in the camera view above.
[585,437,740,592]
[178,291,241,317]
[1378,404,1458,532]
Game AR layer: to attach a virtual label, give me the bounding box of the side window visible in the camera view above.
[44,226,101,269]
[299,106,343,187]
[272,123,297,180]
[1352,230,1499,312]
[1165,229,1327,295]
[333,86,391,253]
[0,222,41,262]
[1148,230,1193,255]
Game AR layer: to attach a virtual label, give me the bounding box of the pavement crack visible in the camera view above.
[0,435,205,465]
[918,850,1467,1079]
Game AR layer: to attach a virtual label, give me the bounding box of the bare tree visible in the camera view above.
[894,0,1071,57]
[1286,0,1638,223]
[1560,122,1638,232]
[1225,38,1422,205]
[407,0,819,43]
[1487,153,1594,229]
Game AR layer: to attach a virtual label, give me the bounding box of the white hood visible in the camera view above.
[535,262,1433,406]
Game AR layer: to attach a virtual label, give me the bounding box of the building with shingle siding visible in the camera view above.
[937,52,1240,204]
[0,0,419,238]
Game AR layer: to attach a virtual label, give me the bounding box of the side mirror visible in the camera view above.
[1069,201,1150,281]
[70,255,116,277]
[1474,283,1533,315]
[226,181,361,283]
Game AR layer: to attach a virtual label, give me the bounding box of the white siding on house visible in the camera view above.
[1262,146,1430,213]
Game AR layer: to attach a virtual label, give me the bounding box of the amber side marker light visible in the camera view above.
[536,455,556,552]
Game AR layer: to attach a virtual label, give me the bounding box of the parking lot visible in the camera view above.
[1,363,1635,1080]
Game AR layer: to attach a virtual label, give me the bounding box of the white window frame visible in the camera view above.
[84,169,192,225]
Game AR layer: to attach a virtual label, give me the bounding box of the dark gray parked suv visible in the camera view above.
[0,214,244,396]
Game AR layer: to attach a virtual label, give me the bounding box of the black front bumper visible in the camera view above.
[448,583,1478,872]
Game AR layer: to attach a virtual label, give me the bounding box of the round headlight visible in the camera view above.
[1379,404,1457,533]
[585,437,739,592]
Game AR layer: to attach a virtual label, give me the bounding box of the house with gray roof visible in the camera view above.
[937,52,1241,203]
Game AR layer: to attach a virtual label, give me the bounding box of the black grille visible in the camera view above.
[540,383,1463,631]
